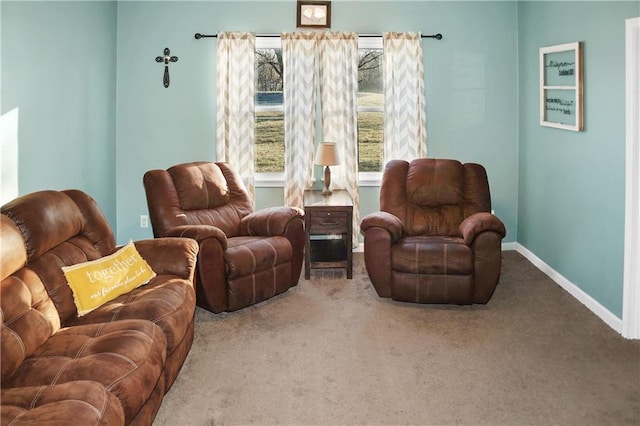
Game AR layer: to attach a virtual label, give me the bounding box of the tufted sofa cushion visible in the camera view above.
[69,271,195,355]
[1,381,125,425]
[3,320,166,424]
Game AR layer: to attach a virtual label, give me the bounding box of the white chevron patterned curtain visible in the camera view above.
[216,32,256,198]
[383,32,427,162]
[282,32,318,209]
[319,32,360,248]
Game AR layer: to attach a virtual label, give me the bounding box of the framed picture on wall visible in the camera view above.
[539,42,583,131]
[297,1,331,28]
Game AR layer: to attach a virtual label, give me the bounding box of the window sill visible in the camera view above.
[255,172,381,188]
[255,173,284,188]
[359,172,382,187]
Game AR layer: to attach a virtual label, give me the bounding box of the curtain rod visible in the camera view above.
[194,32,442,40]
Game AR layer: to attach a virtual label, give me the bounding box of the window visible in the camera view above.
[0,108,19,204]
[254,36,384,185]
[357,37,383,183]
[255,37,284,178]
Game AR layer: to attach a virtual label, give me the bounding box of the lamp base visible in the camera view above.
[322,166,332,196]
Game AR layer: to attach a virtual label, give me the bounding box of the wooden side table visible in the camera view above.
[303,189,353,279]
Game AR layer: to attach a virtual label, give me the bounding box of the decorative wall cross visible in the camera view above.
[155,47,179,88]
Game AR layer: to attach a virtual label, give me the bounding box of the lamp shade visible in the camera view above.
[314,142,340,166]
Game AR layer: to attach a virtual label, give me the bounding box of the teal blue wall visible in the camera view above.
[518,1,639,317]
[1,1,117,226]
[1,1,518,244]
[115,0,519,243]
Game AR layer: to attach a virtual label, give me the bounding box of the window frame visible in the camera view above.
[254,35,384,188]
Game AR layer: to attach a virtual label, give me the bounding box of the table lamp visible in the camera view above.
[314,142,340,196]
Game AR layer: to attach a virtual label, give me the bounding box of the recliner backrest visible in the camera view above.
[144,162,254,238]
[380,159,491,236]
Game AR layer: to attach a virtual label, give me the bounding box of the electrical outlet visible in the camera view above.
[140,215,149,228]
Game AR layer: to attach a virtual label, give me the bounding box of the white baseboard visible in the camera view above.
[511,243,623,335]
[362,241,519,252]
[502,241,519,251]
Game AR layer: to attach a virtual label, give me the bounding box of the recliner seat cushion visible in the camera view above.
[224,236,292,279]
[391,236,473,275]
[391,272,474,304]
[226,264,293,312]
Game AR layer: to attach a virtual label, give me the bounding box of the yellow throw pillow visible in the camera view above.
[62,241,156,316]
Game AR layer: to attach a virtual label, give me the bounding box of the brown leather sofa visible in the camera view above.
[143,161,305,313]
[1,190,199,425]
[360,159,506,304]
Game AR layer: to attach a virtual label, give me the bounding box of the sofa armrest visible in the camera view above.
[164,224,228,250]
[459,212,506,245]
[134,237,199,280]
[239,206,304,237]
[360,211,404,242]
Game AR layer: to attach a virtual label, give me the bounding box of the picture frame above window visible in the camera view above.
[539,41,583,131]
[297,1,331,29]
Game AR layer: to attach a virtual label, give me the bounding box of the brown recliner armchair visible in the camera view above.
[360,159,506,305]
[143,161,305,313]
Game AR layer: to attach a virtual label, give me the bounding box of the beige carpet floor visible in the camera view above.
[154,251,640,425]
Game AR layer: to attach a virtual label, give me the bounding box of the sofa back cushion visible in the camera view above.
[1,215,60,381]
[381,159,491,236]
[144,162,254,238]
[1,190,116,328]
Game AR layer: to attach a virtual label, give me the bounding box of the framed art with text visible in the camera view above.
[539,41,583,131]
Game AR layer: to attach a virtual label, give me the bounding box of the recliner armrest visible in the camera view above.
[164,225,228,250]
[459,212,506,245]
[239,206,304,237]
[134,237,199,280]
[360,211,404,242]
